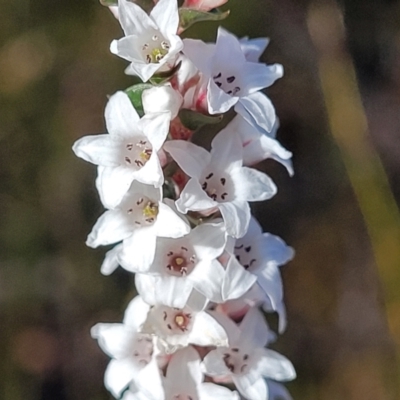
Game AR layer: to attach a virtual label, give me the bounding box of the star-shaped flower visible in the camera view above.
[87,181,190,269]
[164,129,277,238]
[91,296,158,398]
[111,0,183,82]
[183,27,283,132]
[73,91,170,209]
[122,347,239,400]
[202,308,295,400]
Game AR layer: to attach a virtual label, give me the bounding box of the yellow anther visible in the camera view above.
[175,315,185,326]
[175,257,184,266]
[143,202,158,218]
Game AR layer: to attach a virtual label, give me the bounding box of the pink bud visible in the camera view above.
[182,0,228,12]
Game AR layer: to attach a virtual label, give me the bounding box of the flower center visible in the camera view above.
[142,32,170,64]
[200,171,233,202]
[213,71,241,96]
[123,136,153,169]
[223,347,251,375]
[156,306,193,335]
[124,195,159,226]
[165,246,196,277]
[234,243,257,270]
[132,334,154,366]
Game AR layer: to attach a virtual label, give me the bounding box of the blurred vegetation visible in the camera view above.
[1,0,400,399]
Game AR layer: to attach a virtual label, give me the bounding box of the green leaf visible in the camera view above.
[99,0,117,6]
[179,8,230,31]
[149,61,182,85]
[178,109,223,131]
[125,83,153,117]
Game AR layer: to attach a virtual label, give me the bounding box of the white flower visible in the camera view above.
[111,0,183,82]
[91,296,158,398]
[122,346,239,400]
[164,129,277,238]
[222,114,293,175]
[202,308,296,400]
[86,181,190,269]
[73,92,170,208]
[140,291,228,353]
[183,27,283,132]
[239,35,270,63]
[224,216,294,332]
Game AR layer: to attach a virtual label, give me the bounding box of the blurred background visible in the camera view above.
[1,0,400,399]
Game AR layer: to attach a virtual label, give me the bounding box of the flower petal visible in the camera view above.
[118,0,155,36]
[123,295,151,328]
[207,79,239,114]
[86,209,132,248]
[232,375,267,400]
[150,0,179,35]
[190,223,227,260]
[138,112,171,151]
[104,358,140,398]
[218,200,250,238]
[176,178,217,213]
[164,140,211,178]
[96,165,136,209]
[155,201,190,238]
[239,307,273,348]
[210,129,243,172]
[199,382,239,400]
[100,244,122,276]
[182,38,215,76]
[142,87,182,120]
[235,91,276,133]
[189,312,228,347]
[105,91,140,138]
[153,275,193,308]
[231,166,277,202]
[72,135,121,167]
[253,348,296,381]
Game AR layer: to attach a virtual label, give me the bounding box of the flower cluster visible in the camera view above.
[73,0,296,398]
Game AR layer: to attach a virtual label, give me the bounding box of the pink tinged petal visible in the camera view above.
[104,358,140,398]
[153,275,193,308]
[164,140,211,178]
[176,178,217,213]
[155,201,190,238]
[138,112,171,151]
[239,308,272,349]
[91,323,136,359]
[182,38,215,76]
[235,91,276,133]
[118,0,154,36]
[105,91,140,138]
[262,233,295,266]
[231,167,277,202]
[190,223,227,260]
[189,312,228,347]
[72,135,121,167]
[86,209,132,248]
[189,259,225,303]
[101,244,123,276]
[119,227,157,272]
[218,200,251,239]
[142,87,182,119]
[222,255,257,301]
[166,347,202,387]
[150,0,179,35]
[232,375,268,400]
[96,165,137,209]
[207,79,239,114]
[241,62,284,96]
[123,295,151,329]
[254,348,296,381]
[199,382,239,400]
[267,379,293,400]
[210,129,243,172]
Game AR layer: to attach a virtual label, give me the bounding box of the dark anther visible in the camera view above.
[213,72,222,79]
[232,348,239,352]
[245,246,252,253]
[243,354,249,360]
[181,246,188,251]
[202,182,208,190]
[215,81,222,88]
[227,76,235,83]
[163,312,167,321]
[167,251,173,256]
[206,173,214,179]
[125,157,131,164]
[221,192,228,200]
[167,324,172,330]
[220,178,226,185]
[234,244,244,250]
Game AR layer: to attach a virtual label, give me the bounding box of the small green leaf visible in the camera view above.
[99,0,117,6]
[179,8,230,31]
[125,83,153,117]
[179,109,223,131]
[149,61,182,85]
